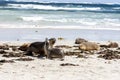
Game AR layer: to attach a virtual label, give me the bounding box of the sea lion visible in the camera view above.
[108,42,119,48]
[49,38,56,49]
[75,38,88,44]
[26,38,49,57]
[18,43,30,51]
[79,42,100,51]
[48,48,64,60]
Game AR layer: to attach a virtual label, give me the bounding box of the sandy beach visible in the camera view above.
[0,40,120,80]
[1,1,120,80]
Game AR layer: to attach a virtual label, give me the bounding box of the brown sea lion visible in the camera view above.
[18,43,30,51]
[49,38,56,49]
[48,48,64,60]
[26,38,49,57]
[79,42,100,51]
[108,42,119,48]
[75,38,88,44]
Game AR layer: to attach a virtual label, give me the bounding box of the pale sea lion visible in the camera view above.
[79,42,100,51]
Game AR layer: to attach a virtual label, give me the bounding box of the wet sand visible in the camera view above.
[0,28,120,41]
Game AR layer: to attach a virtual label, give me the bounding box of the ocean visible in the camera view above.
[0,1,120,30]
[0,1,120,41]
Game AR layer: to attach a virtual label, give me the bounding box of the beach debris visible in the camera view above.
[0,49,6,54]
[2,52,25,58]
[48,48,64,60]
[0,44,9,50]
[75,38,88,44]
[55,45,72,49]
[117,47,120,50]
[58,37,65,40]
[11,46,19,51]
[97,49,120,54]
[14,57,34,61]
[100,44,109,48]
[77,54,88,58]
[60,63,79,66]
[65,51,80,56]
[0,59,15,63]
[79,42,100,51]
[98,49,120,60]
[35,30,38,32]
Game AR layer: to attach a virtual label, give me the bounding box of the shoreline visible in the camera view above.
[0,27,120,31]
[0,28,120,41]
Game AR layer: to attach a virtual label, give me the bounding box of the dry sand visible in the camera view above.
[0,41,120,80]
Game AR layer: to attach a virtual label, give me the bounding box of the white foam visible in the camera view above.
[20,16,44,22]
[112,7,120,10]
[38,26,120,31]
[0,23,120,31]
[7,4,101,11]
